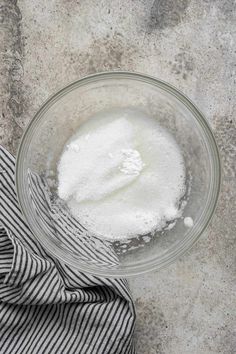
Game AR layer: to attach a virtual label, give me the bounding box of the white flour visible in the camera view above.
[58,109,186,240]
[119,149,144,176]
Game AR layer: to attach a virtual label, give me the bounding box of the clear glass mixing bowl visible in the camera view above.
[16,72,221,277]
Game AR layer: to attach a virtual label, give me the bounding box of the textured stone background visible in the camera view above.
[0,0,235,353]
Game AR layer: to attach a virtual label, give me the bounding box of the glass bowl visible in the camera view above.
[16,72,221,277]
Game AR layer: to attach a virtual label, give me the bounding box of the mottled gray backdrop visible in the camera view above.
[0,1,235,353]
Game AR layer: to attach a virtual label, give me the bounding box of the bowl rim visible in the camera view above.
[16,71,221,277]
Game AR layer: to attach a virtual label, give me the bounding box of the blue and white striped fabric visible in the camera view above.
[0,146,136,354]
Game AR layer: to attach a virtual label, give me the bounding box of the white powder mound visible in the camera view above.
[58,109,186,240]
[184,217,193,228]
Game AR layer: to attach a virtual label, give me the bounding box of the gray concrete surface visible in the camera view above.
[0,0,235,353]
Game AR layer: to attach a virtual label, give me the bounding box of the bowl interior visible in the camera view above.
[16,72,220,277]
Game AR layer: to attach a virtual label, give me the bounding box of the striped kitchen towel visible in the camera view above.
[0,146,136,354]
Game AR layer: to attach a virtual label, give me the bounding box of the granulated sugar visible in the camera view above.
[58,109,186,240]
